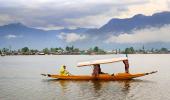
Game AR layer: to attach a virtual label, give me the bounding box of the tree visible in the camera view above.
[125,47,135,54]
[65,46,74,52]
[151,48,154,52]
[142,45,145,53]
[130,47,135,53]
[50,48,56,52]
[74,48,80,52]
[70,46,74,52]
[98,49,106,54]
[30,49,38,54]
[160,48,168,53]
[21,47,29,54]
[87,48,93,54]
[125,48,129,54]
[93,46,99,52]
[58,47,63,50]
[2,48,9,53]
[0,50,1,55]
[57,47,64,52]
[65,46,70,52]
[43,48,49,54]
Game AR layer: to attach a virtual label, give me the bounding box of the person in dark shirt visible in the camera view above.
[92,64,104,76]
[123,60,129,73]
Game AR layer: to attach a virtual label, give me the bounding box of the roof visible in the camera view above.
[77,57,128,67]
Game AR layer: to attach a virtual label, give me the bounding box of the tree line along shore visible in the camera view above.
[0,46,170,56]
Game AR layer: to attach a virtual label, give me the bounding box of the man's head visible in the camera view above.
[63,65,66,69]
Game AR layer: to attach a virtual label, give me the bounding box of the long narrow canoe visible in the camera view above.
[41,71,157,80]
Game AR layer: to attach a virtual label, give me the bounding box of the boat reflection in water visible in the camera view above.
[54,79,144,100]
[41,77,154,100]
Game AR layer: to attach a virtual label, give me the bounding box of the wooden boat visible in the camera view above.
[41,57,157,80]
[1,53,5,56]
[41,71,157,80]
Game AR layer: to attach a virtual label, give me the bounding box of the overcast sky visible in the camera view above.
[0,0,170,30]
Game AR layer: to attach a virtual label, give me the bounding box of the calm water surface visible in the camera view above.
[0,54,170,100]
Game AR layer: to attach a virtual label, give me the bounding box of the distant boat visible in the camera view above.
[1,53,5,56]
[38,52,45,55]
[42,57,157,80]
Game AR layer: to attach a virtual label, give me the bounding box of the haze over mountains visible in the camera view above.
[0,11,170,50]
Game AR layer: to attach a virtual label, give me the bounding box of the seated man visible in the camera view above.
[59,65,71,76]
[92,64,105,76]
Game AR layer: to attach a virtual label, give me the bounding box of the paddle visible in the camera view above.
[41,74,51,77]
[145,71,158,75]
[41,74,47,76]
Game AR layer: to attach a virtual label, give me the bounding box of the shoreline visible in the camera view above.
[1,53,170,56]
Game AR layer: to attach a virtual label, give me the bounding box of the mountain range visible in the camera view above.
[88,11,170,35]
[0,11,170,49]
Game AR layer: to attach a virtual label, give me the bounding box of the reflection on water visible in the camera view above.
[40,79,152,100]
[118,80,131,94]
[91,80,102,91]
[59,80,68,89]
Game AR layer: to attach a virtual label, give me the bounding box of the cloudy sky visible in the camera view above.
[0,0,170,49]
[0,0,170,30]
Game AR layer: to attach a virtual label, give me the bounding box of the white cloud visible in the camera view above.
[36,25,64,30]
[5,34,16,39]
[57,32,86,43]
[121,0,170,18]
[0,0,160,28]
[0,14,14,26]
[0,0,170,28]
[5,34,22,39]
[105,25,170,43]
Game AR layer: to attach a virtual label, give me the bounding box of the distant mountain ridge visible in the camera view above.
[0,23,91,49]
[0,23,89,35]
[1,11,170,49]
[88,11,170,34]
[1,11,170,35]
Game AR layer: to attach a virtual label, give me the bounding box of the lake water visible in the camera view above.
[0,54,170,100]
